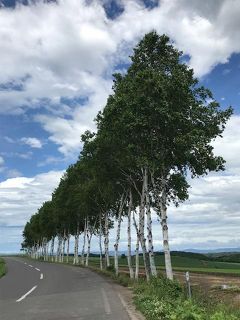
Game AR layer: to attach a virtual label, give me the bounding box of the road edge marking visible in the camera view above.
[40,273,43,280]
[16,285,37,302]
[35,268,40,271]
[118,293,142,320]
[101,288,111,315]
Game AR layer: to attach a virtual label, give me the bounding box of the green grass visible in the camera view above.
[85,254,240,275]
[0,257,6,278]
[133,277,240,320]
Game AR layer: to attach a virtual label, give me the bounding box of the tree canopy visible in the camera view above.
[22,31,232,280]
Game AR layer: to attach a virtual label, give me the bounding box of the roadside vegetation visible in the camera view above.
[133,277,240,320]
[21,32,234,319]
[0,257,6,278]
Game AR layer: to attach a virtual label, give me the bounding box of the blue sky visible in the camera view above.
[0,0,240,253]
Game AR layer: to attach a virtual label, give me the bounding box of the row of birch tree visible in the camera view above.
[22,32,232,280]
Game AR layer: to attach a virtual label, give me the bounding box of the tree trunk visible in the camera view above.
[144,168,157,276]
[114,194,125,276]
[51,237,55,262]
[114,212,122,276]
[151,173,173,280]
[55,235,62,262]
[99,213,103,270]
[66,234,70,263]
[61,229,67,263]
[160,190,173,280]
[73,224,80,265]
[104,212,110,268]
[127,190,134,279]
[45,239,49,261]
[86,218,97,267]
[81,218,87,265]
[133,211,140,280]
[85,218,90,266]
[138,174,151,281]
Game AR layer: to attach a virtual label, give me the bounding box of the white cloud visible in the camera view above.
[21,137,43,149]
[0,0,240,252]
[0,0,239,155]
[213,115,240,174]
[0,170,63,227]
[0,170,63,253]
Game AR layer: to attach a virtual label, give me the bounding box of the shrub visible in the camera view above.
[170,300,205,320]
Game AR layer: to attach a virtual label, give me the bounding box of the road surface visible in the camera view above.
[0,257,131,320]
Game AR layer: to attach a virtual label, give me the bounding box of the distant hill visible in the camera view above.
[185,248,240,254]
[206,253,240,263]
[154,251,210,261]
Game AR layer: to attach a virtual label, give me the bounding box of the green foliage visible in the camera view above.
[170,300,205,320]
[135,277,182,300]
[133,277,240,320]
[209,311,238,320]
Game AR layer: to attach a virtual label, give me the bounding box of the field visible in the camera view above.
[86,251,240,275]
[0,257,6,278]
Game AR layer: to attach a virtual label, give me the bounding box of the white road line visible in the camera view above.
[118,293,140,320]
[35,268,40,271]
[24,262,27,265]
[101,288,111,315]
[29,265,33,268]
[16,285,37,302]
[40,273,43,280]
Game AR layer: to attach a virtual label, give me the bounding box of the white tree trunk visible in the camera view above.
[114,194,125,276]
[99,213,103,270]
[85,218,90,266]
[51,237,55,262]
[127,190,134,279]
[81,218,87,265]
[151,173,173,280]
[55,236,61,262]
[160,191,173,280]
[86,218,97,267]
[73,224,80,265]
[133,211,140,280]
[114,212,122,276]
[66,234,70,263]
[61,230,67,263]
[144,168,157,276]
[138,175,150,281]
[45,239,49,261]
[104,212,110,268]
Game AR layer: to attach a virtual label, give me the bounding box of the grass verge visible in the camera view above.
[0,257,6,278]
[133,276,240,320]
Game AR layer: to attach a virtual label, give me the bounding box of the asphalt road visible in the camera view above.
[0,257,130,320]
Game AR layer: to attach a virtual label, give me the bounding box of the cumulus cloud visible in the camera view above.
[213,115,240,174]
[0,0,240,252]
[0,0,240,155]
[21,137,43,148]
[0,170,63,227]
[0,170,63,252]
